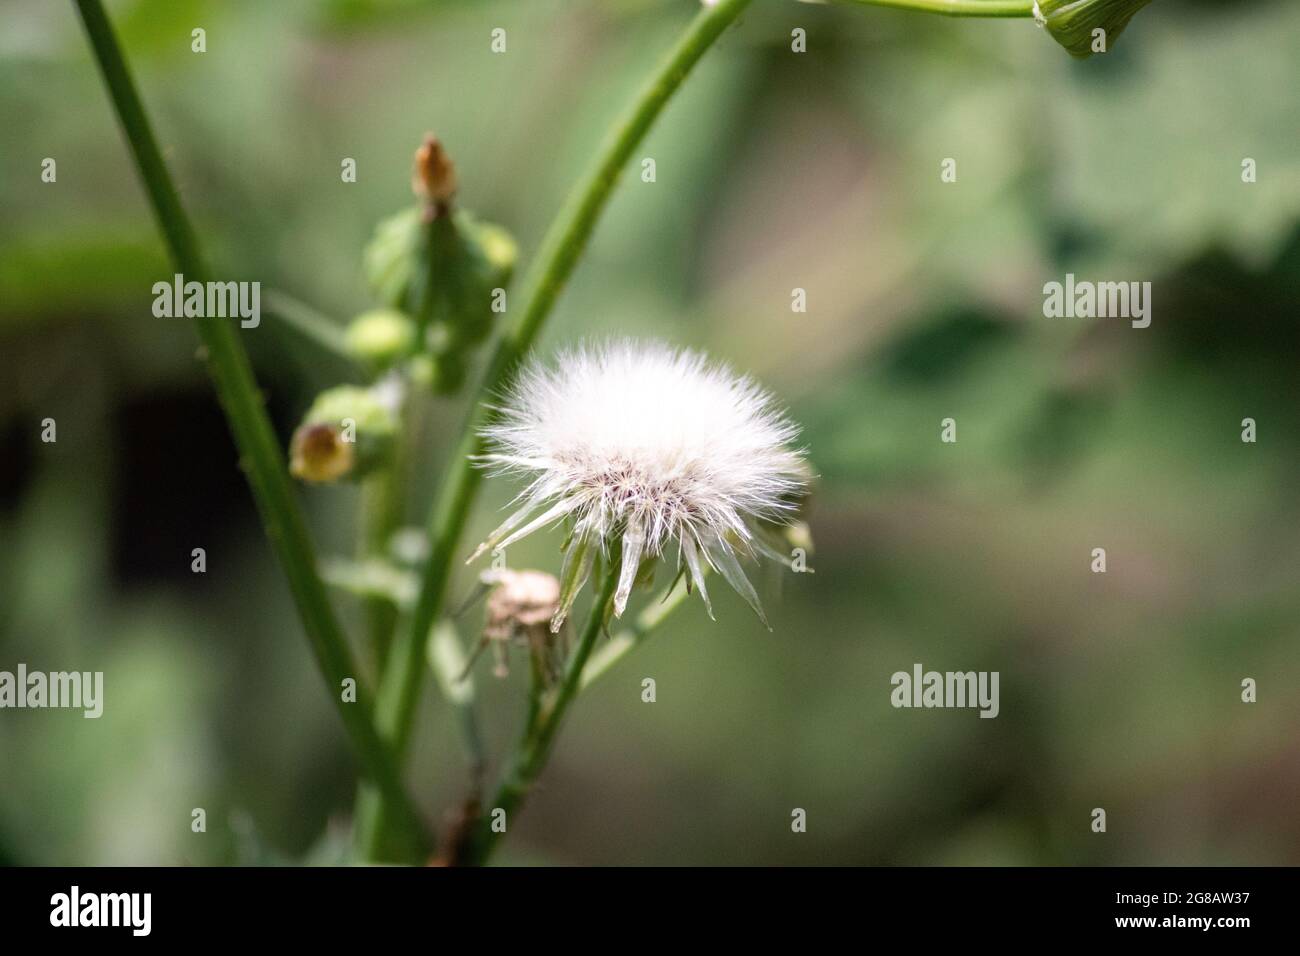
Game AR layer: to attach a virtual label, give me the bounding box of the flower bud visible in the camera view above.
[412,134,457,208]
[288,422,354,484]
[289,385,399,484]
[413,210,517,352]
[362,137,517,395]
[344,308,416,370]
[1036,0,1153,59]
[364,206,515,362]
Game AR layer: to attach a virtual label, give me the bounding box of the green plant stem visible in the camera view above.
[73,0,427,852]
[262,289,363,376]
[360,386,410,679]
[829,0,1035,16]
[579,574,694,690]
[427,621,486,783]
[357,0,754,859]
[360,466,402,676]
[461,566,621,866]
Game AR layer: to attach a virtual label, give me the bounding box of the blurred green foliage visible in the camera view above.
[1,0,1297,865]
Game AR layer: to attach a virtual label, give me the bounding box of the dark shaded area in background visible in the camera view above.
[109,389,260,590]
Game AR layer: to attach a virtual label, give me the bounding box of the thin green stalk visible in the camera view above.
[579,573,695,690]
[72,0,427,851]
[461,566,622,866]
[828,0,1035,17]
[357,0,754,859]
[359,385,410,679]
[262,288,363,376]
[359,466,402,676]
[427,621,486,783]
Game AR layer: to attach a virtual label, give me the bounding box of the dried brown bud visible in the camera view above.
[473,569,562,679]
[483,570,560,639]
[288,422,354,483]
[412,134,457,208]
[287,385,399,484]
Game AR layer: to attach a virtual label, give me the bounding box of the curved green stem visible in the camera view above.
[262,289,363,377]
[827,0,1035,17]
[579,573,695,691]
[73,0,427,852]
[357,0,754,859]
[461,565,621,866]
[428,621,486,784]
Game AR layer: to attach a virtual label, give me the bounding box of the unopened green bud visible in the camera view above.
[365,206,515,367]
[407,354,435,390]
[423,210,517,351]
[365,207,422,310]
[362,136,517,394]
[289,385,399,484]
[344,308,416,369]
[1036,0,1153,59]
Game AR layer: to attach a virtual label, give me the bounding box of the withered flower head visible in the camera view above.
[477,569,563,679]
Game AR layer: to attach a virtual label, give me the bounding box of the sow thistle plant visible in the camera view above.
[74,0,1158,865]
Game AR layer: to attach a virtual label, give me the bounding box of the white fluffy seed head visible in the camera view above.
[471,339,810,628]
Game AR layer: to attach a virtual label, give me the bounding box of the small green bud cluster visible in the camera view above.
[359,135,516,392]
[292,136,517,483]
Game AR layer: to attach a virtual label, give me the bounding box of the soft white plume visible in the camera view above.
[470,339,809,629]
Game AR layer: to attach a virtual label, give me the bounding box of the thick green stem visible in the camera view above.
[357,0,754,859]
[462,566,621,866]
[73,0,426,852]
[829,0,1035,17]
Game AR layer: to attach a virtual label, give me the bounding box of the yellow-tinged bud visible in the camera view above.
[289,422,355,483]
[344,308,416,370]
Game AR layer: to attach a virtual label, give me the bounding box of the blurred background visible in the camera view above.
[2,0,1298,865]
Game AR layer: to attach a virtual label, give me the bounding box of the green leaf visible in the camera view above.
[320,556,418,609]
[427,621,476,706]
